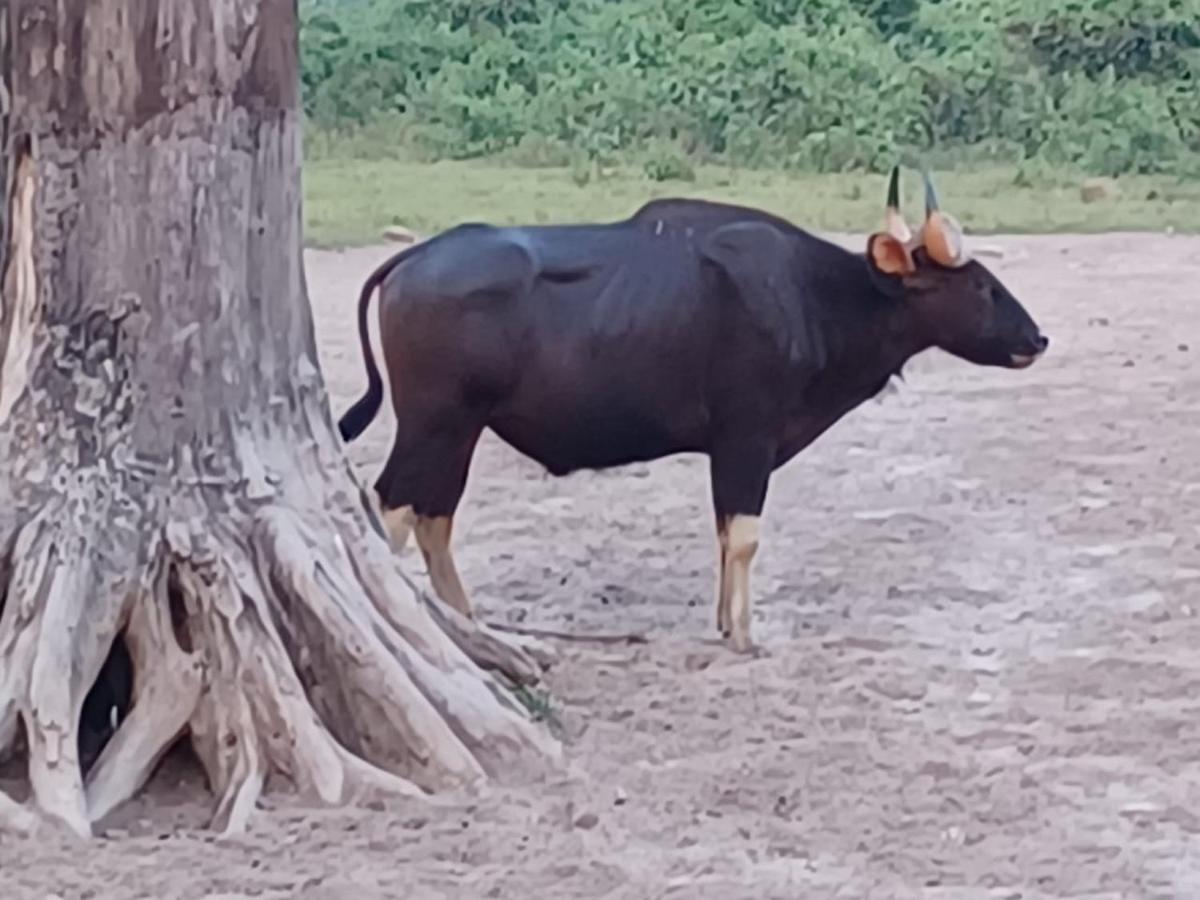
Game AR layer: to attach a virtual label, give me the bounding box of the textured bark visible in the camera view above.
[0,0,556,839]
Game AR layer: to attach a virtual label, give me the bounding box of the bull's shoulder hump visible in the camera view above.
[634,197,803,235]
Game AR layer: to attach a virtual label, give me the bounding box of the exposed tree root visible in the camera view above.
[424,597,560,679]
[0,510,135,836]
[334,510,561,769]
[0,491,558,838]
[179,541,428,835]
[246,511,482,793]
[85,563,202,823]
[0,788,38,837]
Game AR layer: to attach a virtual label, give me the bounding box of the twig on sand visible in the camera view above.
[489,622,649,646]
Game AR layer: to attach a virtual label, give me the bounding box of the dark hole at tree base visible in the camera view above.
[79,631,134,777]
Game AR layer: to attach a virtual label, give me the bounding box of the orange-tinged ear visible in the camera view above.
[868,233,915,277]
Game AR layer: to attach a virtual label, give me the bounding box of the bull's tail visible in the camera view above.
[337,246,420,442]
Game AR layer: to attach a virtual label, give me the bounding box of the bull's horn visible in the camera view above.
[923,168,940,218]
[919,169,968,267]
[884,166,913,243]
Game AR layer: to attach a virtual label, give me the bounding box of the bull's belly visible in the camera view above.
[488,406,705,476]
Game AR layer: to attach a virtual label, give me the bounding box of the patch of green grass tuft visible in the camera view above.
[511,684,564,737]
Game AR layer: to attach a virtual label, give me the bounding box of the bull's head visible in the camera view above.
[866,167,1048,369]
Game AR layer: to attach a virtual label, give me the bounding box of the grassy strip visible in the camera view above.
[303,158,1200,248]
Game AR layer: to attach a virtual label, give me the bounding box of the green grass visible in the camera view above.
[302,158,1200,248]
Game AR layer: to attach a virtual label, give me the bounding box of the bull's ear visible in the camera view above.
[867,232,915,277]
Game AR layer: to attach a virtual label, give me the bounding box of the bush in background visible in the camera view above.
[299,0,1200,175]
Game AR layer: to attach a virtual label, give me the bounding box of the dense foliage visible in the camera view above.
[300,0,1200,174]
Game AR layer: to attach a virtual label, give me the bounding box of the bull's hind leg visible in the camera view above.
[710,440,773,654]
[376,418,483,618]
[413,515,471,617]
[378,500,416,552]
[715,533,731,636]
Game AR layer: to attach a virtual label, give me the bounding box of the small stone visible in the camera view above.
[381,225,419,244]
[866,677,926,702]
[573,812,600,830]
[614,787,628,806]
[1120,801,1164,816]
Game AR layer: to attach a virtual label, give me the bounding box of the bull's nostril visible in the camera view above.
[1037,335,1049,352]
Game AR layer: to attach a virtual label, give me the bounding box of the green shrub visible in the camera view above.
[642,140,697,182]
[299,0,1200,175]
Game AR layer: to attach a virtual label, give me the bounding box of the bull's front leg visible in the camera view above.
[716,514,760,651]
[709,440,773,654]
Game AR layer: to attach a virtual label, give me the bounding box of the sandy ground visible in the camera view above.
[4,232,1200,899]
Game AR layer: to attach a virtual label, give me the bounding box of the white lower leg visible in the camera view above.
[715,525,731,636]
[379,502,416,553]
[724,515,760,653]
[414,516,473,618]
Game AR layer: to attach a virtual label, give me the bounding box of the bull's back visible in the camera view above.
[378,219,727,473]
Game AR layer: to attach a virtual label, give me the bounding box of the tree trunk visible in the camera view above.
[0,0,556,839]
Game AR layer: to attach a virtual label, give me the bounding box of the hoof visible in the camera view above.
[727,631,765,657]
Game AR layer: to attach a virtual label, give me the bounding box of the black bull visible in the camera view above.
[338,170,1048,652]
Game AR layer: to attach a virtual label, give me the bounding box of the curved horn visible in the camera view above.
[884,166,913,243]
[919,169,968,267]
[923,168,940,218]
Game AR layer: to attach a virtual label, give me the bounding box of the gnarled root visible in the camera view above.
[85,561,203,823]
[0,512,135,837]
[329,508,561,770]
[167,516,450,835]
[0,790,39,836]
[254,506,559,784]
[0,492,558,838]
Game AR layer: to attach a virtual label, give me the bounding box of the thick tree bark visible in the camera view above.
[0,0,556,838]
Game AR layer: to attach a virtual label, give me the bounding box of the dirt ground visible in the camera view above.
[4,232,1200,899]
